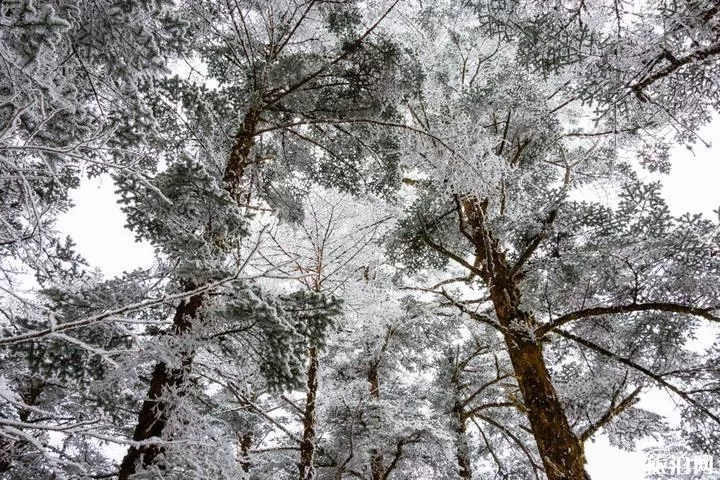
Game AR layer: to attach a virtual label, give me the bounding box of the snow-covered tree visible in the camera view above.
[388,1,720,478]
[2,0,720,478]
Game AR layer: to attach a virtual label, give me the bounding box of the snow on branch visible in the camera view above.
[537,302,720,337]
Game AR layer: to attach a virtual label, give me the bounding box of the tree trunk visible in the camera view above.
[503,330,587,480]
[450,369,472,480]
[367,363,385,480]
[118,104,261,478]
[488,273,588,480]
[461,199,588,480]
[299,346,319,480]
[117,293,202,479]
[455,417,472,480]
[239,433,252,473]
[223,104,263,202]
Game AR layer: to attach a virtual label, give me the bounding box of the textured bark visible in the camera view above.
[370,454,385,480]
[451,369,472,480]
[118,103,262,479]
[489,274,587,480]
[299,346,319,480]
[459,199,589,480]
[224,105,263,202]
[117,293,202,480]
[504,331,587,480]
[455,418,473,480]
[239,433,252,473]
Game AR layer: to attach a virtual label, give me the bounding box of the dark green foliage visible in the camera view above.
[212,284,342,392]
[115,157,248,265]
[387,192,459,272]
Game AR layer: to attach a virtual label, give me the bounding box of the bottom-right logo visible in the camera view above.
[646,454,716,478]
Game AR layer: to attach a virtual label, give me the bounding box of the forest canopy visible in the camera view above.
[1,0,720,478]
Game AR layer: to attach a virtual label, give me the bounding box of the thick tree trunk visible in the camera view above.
[488,273,588,480]
[299,346,319,480]
[454,404,472,480]
[224,105,263,202]
[461,199,588,480]
[118,105,261,479]
[117,293,202,480]
[503,331,587,480]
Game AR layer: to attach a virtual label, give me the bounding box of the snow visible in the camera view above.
[52,132,720,479]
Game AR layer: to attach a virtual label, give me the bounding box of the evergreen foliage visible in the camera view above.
[2,0,720,478]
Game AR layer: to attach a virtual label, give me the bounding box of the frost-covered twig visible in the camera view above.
[0,264,289,346]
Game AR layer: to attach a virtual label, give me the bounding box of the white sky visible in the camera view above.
[55,175,155,277]
[657,120,719,219]
[54,120,720,478]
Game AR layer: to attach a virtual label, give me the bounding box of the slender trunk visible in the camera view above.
[450,370,472,480]
[298,346,319,480]
[367,362,385,480]
[239,433,252,473]
[118,104,261,478]
[454,412,472,480]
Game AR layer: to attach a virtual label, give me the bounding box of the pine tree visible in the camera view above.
[388,1,720,477]
[2,0,720,478]
[111,0,410,476]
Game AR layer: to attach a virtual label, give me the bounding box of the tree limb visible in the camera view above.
[579,386,642,442]
[631,42,720,99]
[555,329,720,426]
[510,209,558,279]
[536,302,720,337]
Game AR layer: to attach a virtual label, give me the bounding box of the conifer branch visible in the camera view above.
[0,259,289,347]
[631,42,720,100]
[537,302,720,337]
[383,431,424,479]
[555,329,720,426]
[471,415,542,480]
[264,0,401,108]
[464,401,515,418]
[421,232,484,278]
[225,382,304,445]
[435,288,507,334]
[460,374,510,409]
[579,386,642,441]
[510,209,558,279]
